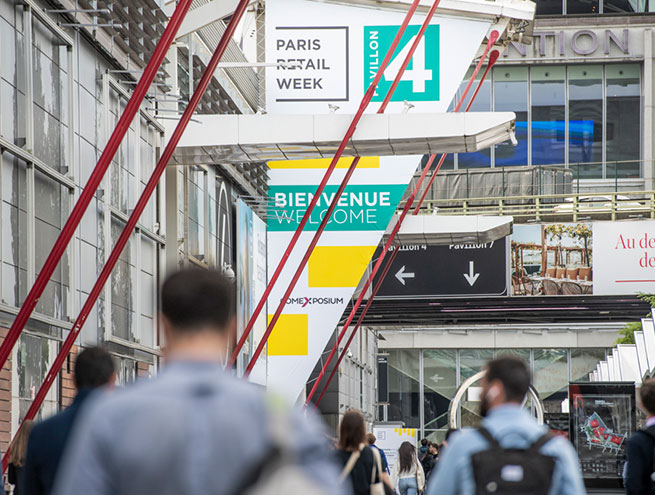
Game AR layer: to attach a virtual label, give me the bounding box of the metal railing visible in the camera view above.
[414,190,655,223]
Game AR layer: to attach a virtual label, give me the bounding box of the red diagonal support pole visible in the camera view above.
[308,43,502,407]
[0,0,194,375]
[242,0,446,377]
[2,0,253,474]
[228,0,423,370]
[243,0,444,377]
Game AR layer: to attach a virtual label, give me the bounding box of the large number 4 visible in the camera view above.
[384,34,432,93]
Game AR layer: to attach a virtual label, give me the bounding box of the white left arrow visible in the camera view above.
[395,266,415,286]
[463,261,480,286]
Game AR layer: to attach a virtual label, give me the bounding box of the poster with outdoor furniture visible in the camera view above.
[511,223,592,296]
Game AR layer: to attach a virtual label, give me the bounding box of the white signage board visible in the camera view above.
[372,425,418,472]
[264,0,493,404]
[266,0,493,115]
[593,221,655,295]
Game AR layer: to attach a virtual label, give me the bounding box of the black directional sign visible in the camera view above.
[373,239,508,298]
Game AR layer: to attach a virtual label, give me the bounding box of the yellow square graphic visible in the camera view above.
[267,314,308,356]
[308,245,377,288]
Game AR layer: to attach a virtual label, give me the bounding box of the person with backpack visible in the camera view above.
[427,356,585,495]
[625,378,655,494]
[390,442,425,495]
[418,438,429,460]
[51,269,346,495]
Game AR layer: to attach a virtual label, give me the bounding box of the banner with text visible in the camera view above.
[266,0,492,115]
[265,156,418,403]
[594,221,655,295]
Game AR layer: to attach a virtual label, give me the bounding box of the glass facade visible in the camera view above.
[535,0,655,14]
[451,63,641,180]
[385,347,608,442]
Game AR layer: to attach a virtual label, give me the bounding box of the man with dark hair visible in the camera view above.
[427,356,584,495]
[53,269,345,495]
[22,347,116,495]
[625,378,655,494]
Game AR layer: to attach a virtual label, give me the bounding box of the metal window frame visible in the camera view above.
[102,75,165,352]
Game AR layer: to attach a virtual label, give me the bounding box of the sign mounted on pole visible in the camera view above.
[373,240,509,298]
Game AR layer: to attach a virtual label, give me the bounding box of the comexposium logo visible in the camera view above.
[285,296,345,308]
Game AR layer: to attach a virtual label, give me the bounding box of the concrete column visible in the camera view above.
[644,29,655,190]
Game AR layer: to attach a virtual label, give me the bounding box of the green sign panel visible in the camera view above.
[364,24,440,102]
[268,184,407,231]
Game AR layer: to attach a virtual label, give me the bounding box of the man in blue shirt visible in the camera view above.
[53,269,346,495]
[427,356,585,495]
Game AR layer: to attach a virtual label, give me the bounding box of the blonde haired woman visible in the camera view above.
[8,420,34,495]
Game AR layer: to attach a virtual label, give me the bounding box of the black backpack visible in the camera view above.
[471,427,556,495]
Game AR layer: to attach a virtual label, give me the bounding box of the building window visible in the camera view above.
[452,63,641,180]
[606,64,640,179]
[388,349,420,428]
[494,67,528,167]
[568,65,603,179]
[457,71,491,169]
[535,0,653,14]
[15,333,58,424]
[531,66,566,166]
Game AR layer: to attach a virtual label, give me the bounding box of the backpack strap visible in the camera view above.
[477,427,501,449]
[370,446,382,484]
[340,449,361,481]
[528,432,554,453]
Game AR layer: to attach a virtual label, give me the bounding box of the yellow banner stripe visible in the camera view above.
[268,157,380,169]
[267,314,309,356]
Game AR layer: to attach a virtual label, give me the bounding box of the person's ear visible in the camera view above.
[160,314,175,354]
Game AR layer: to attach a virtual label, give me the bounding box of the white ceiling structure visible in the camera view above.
[165,111,517,164]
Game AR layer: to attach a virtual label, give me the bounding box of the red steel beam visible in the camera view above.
[0,0,194,375]
[243,0,446,377]
[229,0,423,370]
[2,0,253,474]
[308,42,502,407]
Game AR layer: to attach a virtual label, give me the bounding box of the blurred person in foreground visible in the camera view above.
[427,356,585,495]
[390,441,425,495]
[23,347,115,495]
[8,419,34,495]
[625,378,655,494]
[52,268,346,495]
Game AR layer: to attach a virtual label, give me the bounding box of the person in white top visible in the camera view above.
[390,442,425,495]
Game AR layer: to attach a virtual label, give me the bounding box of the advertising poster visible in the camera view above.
[511,222,593,296]
[266,156,419,403]
[594,220,655,295]
[569,382,636,486]
[236,199,268,384]
[372,425,417,472]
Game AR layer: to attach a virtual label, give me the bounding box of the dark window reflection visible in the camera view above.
[388,350,420,428]
[606,65,640,179]
[531,67,565,166]
[535,0,564,14]
[569,66,603,179]
[604,0,648,13]
[567,0,600,13]
[494,67,528,167]
[457,74,491,169]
